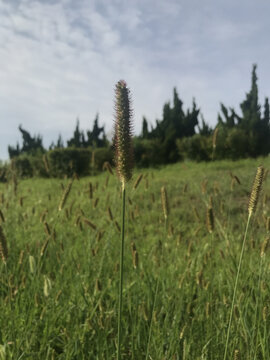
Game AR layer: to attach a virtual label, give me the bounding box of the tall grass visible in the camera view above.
[0,158,269,358]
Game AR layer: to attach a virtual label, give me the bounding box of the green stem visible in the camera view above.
[253,254,264,359]
[117,184,126,360]
[145,278,159,360]
[223,214,251,360]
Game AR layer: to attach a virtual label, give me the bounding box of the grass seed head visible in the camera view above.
[0,225,8,264]
[114,80,134,186]
[248,165,264,216]
[0,209,5,223]
[206,207,214,233]
[133,174,143,190]
[161,186,169,220]
[58,179,73,211]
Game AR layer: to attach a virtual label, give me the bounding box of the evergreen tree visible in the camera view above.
[240,64,261,131]
[217,103,239,128]
[67,119,83,148]
[56,134,64,148]
[141,117,149,139]
[198,115,212,135]
[86,114,107,147]
[183,98,199,136]
[8,125,44,158]
[263,97,270,124]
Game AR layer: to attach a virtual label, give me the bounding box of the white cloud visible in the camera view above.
[0,0,270,159]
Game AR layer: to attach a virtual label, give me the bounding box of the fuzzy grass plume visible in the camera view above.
[114,80,134,360]
[248,165,264,216]
[224,165,265,360]
[58,179,73,211]
[114,80,133,186]
[0,225,8,264]
[161,186,169,220]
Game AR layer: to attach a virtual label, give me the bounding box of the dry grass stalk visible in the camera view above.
[43,222,51,236]
[107,207,114,221]
[212,127,219,149]
[103,161,114,175]
[75,215,81,227]
[201,179,208,194]
[263,306,267,321]
[133,174,143,190]
[0,209,5,223]
[89,182,93,199]
[43,154,50,174]
[183,183,188,193]
[96,230,104,242]
[83,218,97,230]
[95,279,102,292]
[248,165,264,216]
[40,238,50,257]
[260,237,269,257]
[144,178,148,190]
[206,207,214,233]
[0,225,8,263]
[55,290,62,303]
[58,180,73,211]
[114,220,121,233]
[93,198,99,209]
[161,186,169,220]
[18,250,24,266]
[193,206,200,221]
[266,217,270,232]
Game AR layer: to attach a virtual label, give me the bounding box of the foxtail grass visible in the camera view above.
[223,165,264,359]
[114,80,133,360]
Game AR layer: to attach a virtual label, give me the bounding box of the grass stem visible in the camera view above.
[223,214,251,360]
[117,184,126,360]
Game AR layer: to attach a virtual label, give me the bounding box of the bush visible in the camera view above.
[133,138,168,167]
[0,163,8,182]
[215,128,250,160]
[177,135,212,161]
[47,148,93,177]
[11,156,33,177]
[92,147,114,172]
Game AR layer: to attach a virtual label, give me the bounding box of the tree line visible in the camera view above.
[5,64,270,176]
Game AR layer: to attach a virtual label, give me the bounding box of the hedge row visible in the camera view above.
[0,128,265,180]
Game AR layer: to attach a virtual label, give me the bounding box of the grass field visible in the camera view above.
[0,157,270,359]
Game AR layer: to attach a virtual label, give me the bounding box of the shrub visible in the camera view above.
[176,135,212,161]
[133,138,168,167]
[47,148,93,177]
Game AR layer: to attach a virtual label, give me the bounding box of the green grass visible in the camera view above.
[0,157,270,359]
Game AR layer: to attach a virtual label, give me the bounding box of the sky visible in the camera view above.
[1,0,270,160]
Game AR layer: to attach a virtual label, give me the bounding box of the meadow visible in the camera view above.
[0,157,270,359]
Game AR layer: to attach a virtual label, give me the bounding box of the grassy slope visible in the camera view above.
[0,157,270,359]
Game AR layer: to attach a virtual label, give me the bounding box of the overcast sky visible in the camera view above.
[1,0,270,160]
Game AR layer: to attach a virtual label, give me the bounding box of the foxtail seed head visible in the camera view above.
[161,186,169,220]
[0,225,8,264]
[58,179,73,211]
[114,80,134,186]
[248,166,264,216]
[206,207,214,233]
